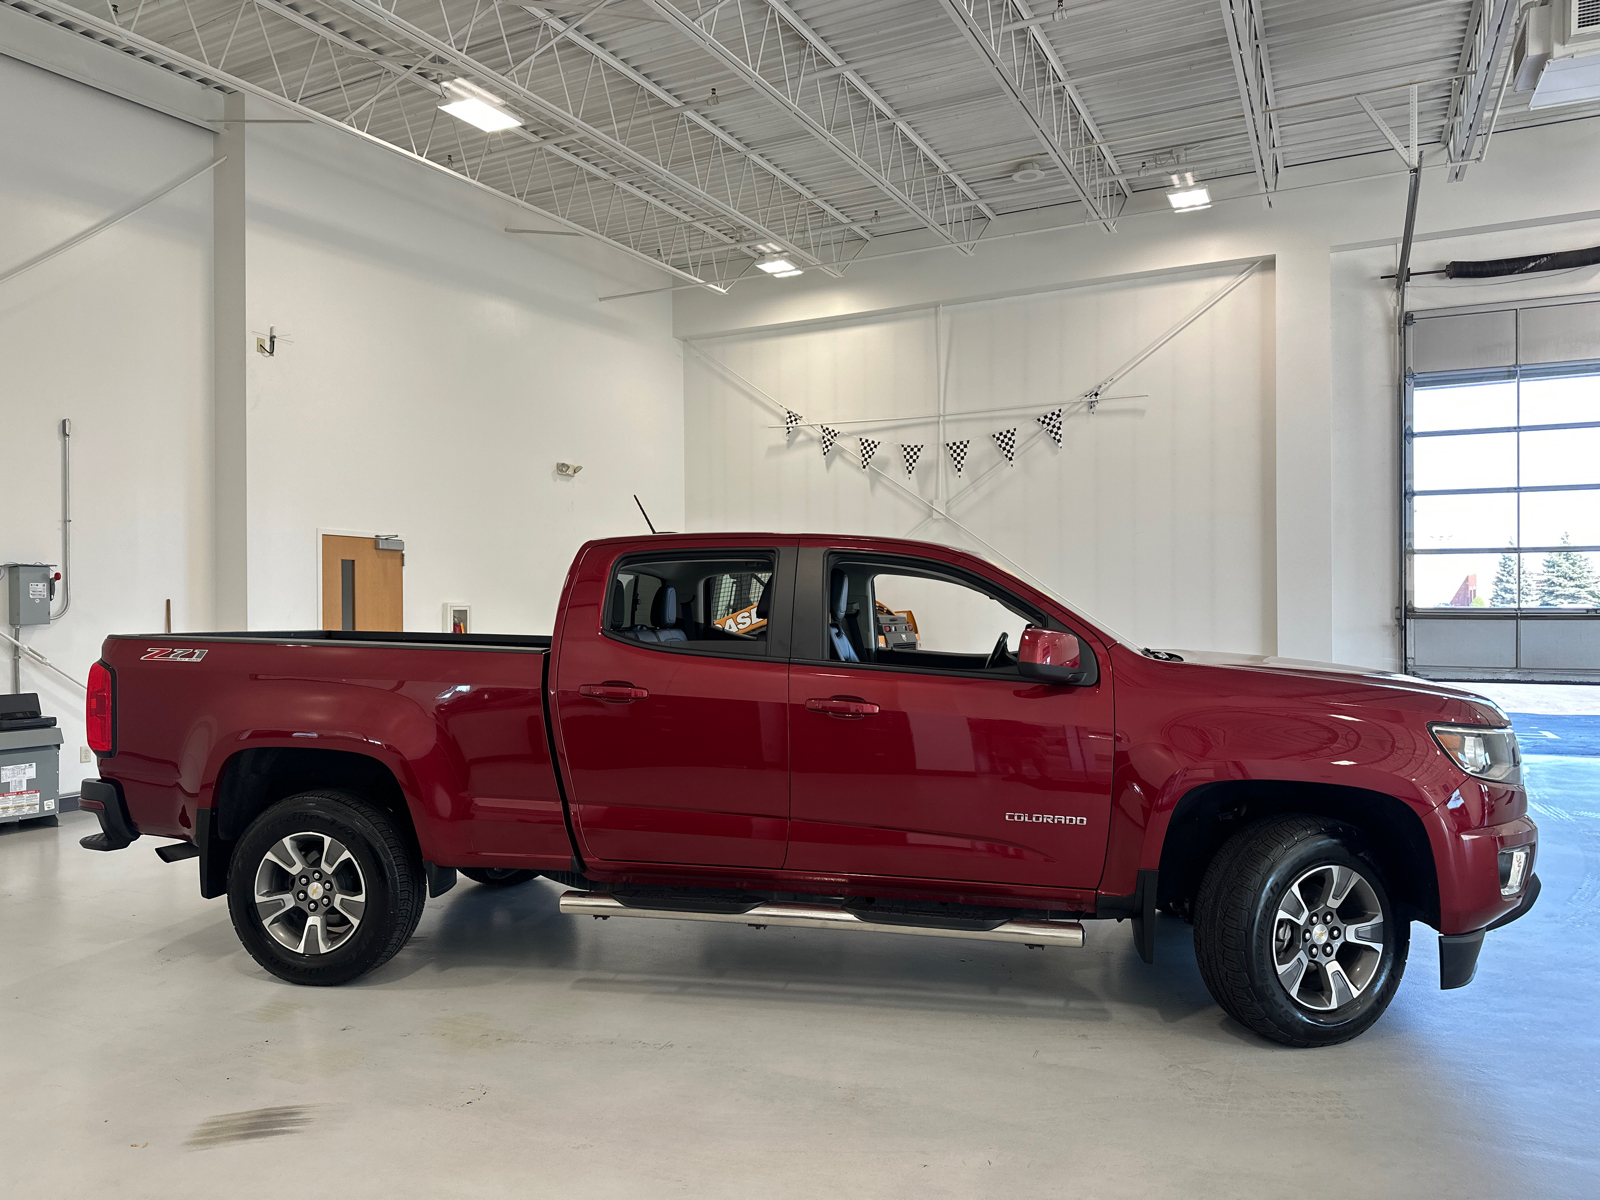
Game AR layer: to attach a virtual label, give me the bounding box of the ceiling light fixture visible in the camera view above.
[1011,160,1046,183]
[439,79,523,133]
[1165,171,1211,212]
[756,254,802,277]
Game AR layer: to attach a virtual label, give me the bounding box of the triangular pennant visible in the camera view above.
[992,427,1018,465]
[900,443,924,477]
[858,437,880,470]
[1036,407,1063,447]
[819,425,840,456]
[945,439,970,477]
[784,409,803,440]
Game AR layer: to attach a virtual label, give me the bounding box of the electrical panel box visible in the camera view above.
[0,694,61,825]
[4,563,55,627]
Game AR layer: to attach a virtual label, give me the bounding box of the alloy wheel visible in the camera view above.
[1272,862,1385,1011]
[252,831,368,955]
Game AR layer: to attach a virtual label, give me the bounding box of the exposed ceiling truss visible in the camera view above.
[1442,0,1521,181]
[643,0,996,252]
[1218,0,1281,199]
[12,0,878,288]
[9,0,1597,286]
[934,0,1129,229]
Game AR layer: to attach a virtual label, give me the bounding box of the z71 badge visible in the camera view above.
[141,647,208,662]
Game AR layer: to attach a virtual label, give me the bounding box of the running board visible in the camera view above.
[558,892,1084,948]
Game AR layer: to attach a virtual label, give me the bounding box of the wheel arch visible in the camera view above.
[1155,780,1441,929]
[200,747,419,898]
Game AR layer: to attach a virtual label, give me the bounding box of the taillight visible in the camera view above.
[86,661,114,754]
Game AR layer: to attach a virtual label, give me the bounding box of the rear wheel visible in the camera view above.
[1194,816,1408,1047]
[461,867,541,887]
[227,790,424,986]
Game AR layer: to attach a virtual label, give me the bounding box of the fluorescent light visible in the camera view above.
[756,254,798,274]
[1165,171,1210,212]
[440,97,522,132]
[439,80,522,133]
[772,269,804,278]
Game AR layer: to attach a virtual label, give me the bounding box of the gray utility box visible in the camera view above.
[4,563,57,626]
[0,694,62,824]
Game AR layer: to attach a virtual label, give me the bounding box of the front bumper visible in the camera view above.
[1439,872,1542,989]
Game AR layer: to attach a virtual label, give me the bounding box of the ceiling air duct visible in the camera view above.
[1515,0,1600,107]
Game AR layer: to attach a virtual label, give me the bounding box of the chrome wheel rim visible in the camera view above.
[253,832,367,955]
[1272,863,1385,1012]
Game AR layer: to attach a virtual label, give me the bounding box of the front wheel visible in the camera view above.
[1194,816,1408,1047]
[227,790,425,986]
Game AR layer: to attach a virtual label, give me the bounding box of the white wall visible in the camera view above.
[686,264,1274,654]
[0,54,214,791]
[678,118,1600,668]
[243,121,684,635]
[2,39,685,791]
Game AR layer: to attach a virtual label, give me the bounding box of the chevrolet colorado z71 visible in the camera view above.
[78,534,1539,1046]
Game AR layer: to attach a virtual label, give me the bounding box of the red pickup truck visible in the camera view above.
[78,533,1538,1046]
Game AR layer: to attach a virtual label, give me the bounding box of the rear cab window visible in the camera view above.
[607,553,779,657]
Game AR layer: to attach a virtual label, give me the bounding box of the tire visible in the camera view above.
[226,790,425,986]
[461,867,541,888]
[1194,815,1408,1047]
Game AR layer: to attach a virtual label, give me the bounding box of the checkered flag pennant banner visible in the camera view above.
[1036,407,1064,447]
[945,439,970,477]
[819,425,840,457]
[784,409,803,440]
[992,427,1018,465]
[900,443,924,477]
[858,437,881,470]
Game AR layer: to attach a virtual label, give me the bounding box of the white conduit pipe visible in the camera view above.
[0,626,86,693]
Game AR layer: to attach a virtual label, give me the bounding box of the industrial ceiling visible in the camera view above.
[9,0,1595,290]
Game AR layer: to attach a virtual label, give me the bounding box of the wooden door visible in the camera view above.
[321,535,403,631]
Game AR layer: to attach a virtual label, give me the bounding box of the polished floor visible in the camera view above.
[2,731,1596,1197]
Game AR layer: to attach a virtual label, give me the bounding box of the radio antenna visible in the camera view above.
[633,494,658,534]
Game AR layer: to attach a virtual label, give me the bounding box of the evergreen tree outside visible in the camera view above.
[1490,551,1518,607]
[1536,534,1600,607]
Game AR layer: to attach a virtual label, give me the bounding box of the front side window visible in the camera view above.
[1409,367,1600,611]
[608,554,776,656]
[825,559,1036,674]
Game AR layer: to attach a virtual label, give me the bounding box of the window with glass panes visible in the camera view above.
[1408,366,1600,612]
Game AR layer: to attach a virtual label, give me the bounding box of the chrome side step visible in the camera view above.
[558,892,1084,948]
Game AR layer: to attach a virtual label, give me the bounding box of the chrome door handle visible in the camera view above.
[805,697,880,718]
[579,683,649,702]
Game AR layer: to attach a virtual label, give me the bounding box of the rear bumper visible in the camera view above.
[78,778,139,851]
[1439,872,1541,989]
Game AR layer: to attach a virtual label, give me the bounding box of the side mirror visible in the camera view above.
[1018,628,1096,686]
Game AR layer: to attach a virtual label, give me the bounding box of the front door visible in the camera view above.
[786,552,1114,889]
[553,543,795,869]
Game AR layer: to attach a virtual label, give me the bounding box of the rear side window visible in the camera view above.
[608,554,777,657]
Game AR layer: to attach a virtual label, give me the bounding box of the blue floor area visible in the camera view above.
[1509,711,1600,757]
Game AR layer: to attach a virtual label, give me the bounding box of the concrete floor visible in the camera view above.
[2,750,1596,1198]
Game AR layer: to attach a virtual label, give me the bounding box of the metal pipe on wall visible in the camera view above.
[52,418,71,622]
[1395,158,1423,674]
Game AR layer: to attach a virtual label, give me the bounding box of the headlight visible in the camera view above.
[1429,723,1520,784]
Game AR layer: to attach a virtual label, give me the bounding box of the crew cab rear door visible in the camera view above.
[786,546,1114,889]
[552,541,796,869]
